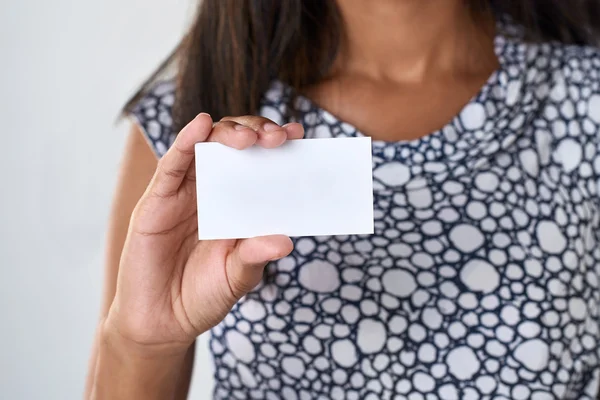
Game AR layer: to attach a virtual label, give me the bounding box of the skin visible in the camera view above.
[86,0,499,398]
[308,0,498,141]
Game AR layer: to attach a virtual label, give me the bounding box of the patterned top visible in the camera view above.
[131,26,600,400]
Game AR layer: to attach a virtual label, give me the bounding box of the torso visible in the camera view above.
[132,29,600,400]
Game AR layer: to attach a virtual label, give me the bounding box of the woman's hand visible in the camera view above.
[105,114,304,354]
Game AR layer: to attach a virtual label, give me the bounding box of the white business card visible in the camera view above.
[195,137,374,240]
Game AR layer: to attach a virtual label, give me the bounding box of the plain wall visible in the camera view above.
[0,0,212,398]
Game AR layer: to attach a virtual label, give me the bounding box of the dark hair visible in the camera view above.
[124,0,600,132]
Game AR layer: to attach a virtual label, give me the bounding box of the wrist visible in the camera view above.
[101,312,192,359]
[92,317,191,400]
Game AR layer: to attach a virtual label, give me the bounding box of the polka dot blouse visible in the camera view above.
[131,24,600,400]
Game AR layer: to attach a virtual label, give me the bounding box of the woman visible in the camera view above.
[87,0,600,398]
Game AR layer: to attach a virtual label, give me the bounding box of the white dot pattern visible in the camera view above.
[131,27,600,400]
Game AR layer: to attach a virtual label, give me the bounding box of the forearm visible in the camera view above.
[90,322,189,400]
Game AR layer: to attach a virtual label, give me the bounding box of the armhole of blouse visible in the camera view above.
[126,80,177,159]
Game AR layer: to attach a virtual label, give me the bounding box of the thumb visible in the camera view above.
[226,235,294,298]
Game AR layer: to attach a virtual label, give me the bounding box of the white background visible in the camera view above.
[0,0,213,398]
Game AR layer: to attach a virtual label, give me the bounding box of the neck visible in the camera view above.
[334,0,497,82]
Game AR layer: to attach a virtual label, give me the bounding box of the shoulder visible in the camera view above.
[528,41,600,119]
[496,37,600,186]
[552,42,600,87]
[127,79,295,157]
[522,42,600,191]
[514,40,600,148]
[128,80,177,158]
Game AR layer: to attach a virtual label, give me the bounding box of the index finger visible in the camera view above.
[150,113,213,198]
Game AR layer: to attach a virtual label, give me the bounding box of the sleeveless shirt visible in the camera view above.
[130,27,600,400]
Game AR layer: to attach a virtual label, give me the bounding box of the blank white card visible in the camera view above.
[195,137,374,240]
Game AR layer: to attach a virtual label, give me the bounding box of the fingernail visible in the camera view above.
[282,123,299,132]
[199,112,210,117]
[234,124,252,131]
[263,122,282,132]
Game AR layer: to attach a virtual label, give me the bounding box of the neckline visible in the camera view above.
[284,20,524,164]
[299,64,501,147]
